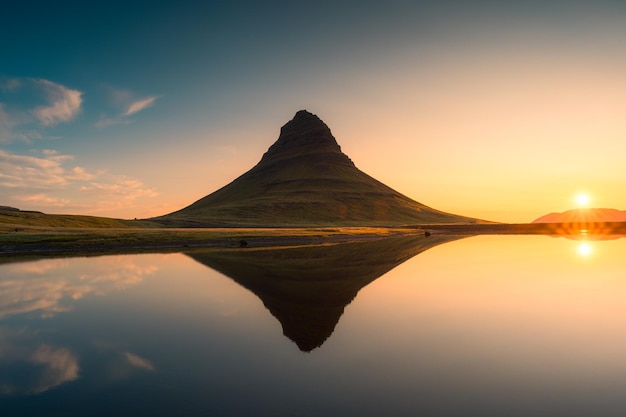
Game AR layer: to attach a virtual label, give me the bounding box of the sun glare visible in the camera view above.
[578,242,592,257]
[575,193,590,207]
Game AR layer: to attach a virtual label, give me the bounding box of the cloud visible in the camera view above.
[95,87,160,128]
[32,79,83,126]
[79,176,159,200]
[123,96,159,116]
[123,352,155,371]
[0,149,158,215]
[13,193,71,207]
[0,149,71,188]
[0,78,82,142]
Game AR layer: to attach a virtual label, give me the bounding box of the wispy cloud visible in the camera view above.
[13,193,71,208]
[0,149,71,188]
[0,78,83,142]
[123,352,155,371]
[0,149,158,215]
[96,87,160,128]
[31,79,83,126]
[124,96,159,116]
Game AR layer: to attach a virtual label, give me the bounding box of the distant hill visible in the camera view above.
[533,208,626,224]
[0,206,154,229]
[156,110,482,227]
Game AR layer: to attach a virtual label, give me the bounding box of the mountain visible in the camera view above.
[533,208,626,224]
[185,234,463,352]
[155,110,480,226]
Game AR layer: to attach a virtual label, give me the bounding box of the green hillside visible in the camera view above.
[0,207,156,229]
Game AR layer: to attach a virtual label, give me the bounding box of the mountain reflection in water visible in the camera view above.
[185,234,462,351]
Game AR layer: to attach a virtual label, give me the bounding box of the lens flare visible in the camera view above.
[575,193,590,207]
[578,242,592,257]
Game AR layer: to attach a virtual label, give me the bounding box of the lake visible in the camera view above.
[1,234,626,416]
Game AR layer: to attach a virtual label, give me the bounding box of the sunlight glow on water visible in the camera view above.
[1,235,626,416]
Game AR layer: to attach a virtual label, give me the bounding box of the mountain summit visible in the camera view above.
[157,110,477,226]
[260,110,352,167]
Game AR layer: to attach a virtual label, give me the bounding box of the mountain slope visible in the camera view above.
[157,110,480,226]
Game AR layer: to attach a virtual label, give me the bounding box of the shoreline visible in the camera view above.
[1,222,625,259]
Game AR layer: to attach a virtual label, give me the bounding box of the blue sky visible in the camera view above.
[2,1,626,221]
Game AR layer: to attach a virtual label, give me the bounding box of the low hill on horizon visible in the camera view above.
[532,208,626,224]
[155,110,483,227]
[0,206,158,229]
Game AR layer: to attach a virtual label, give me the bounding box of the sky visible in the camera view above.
[1,0,625,223]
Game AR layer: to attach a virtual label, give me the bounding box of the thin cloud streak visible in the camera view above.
[123,352,155,371]
[95,88,160,128]
[123,96,159,116]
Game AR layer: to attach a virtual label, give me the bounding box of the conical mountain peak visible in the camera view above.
[156,110,480,226]
[278,110,332,141]
[258,110,352,167]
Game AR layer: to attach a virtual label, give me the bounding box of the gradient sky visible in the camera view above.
[2,1,625,223]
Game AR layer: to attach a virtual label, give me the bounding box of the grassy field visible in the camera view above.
[2,207,624,257]
[0,208,428,256]
[0,208,161,228]
[1,223,426,256]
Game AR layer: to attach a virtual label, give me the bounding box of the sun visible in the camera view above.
[575,193,590,207]
[578,242,592,257]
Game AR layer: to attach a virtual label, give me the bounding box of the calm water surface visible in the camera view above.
[1,235,626,416]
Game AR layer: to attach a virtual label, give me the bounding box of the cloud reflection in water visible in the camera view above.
[0,256,158,319]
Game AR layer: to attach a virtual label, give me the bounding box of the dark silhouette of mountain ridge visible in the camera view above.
[156,110,480,226]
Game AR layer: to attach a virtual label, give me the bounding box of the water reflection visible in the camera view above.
[0,255,160,396]
[0,256,158,319]
[2,234,626,416]
[0,327,78,395]
[185,234,462,351]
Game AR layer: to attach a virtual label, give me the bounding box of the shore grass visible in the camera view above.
[2,208,625,258]
[0,224,428,256]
